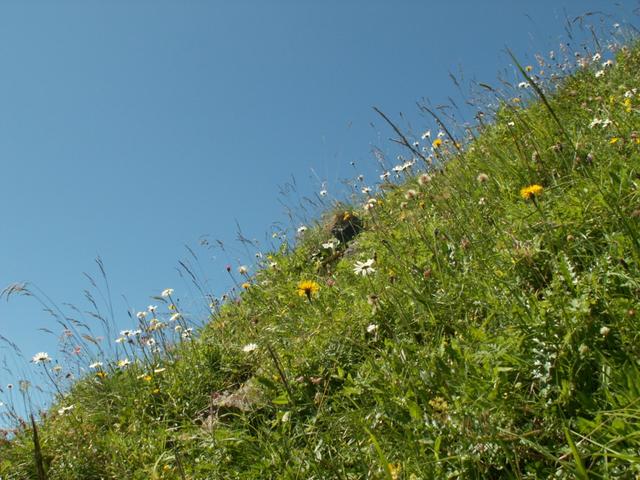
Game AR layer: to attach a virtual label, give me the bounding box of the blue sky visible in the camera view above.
[0,1,636,406]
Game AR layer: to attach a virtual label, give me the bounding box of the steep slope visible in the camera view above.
[2,42,640,479]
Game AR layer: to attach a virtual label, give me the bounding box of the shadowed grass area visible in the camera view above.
[2,35,640,479]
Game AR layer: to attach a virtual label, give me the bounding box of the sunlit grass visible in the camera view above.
[1,21,640,479]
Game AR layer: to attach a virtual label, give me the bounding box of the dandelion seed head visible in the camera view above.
[476,173,489,183]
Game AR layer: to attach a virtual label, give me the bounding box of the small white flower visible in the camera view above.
[115,336,126,344]
[379,171,390,181]
[437,131,445,138]
[507,121,515,127]
[238,265,249,275]
[599,326,611,336]
[361,187,372,195]
[120,329,134,337]
[136,311,147,320]
[364,198,378,211]
[297,225,308,234]
[322,239,339,250]
[319,189,328,197]
[421,130,431,140]
[354,258,376,276]
[602,59,614,68]
[52,365,63,373]
[174,325,183,332]
[89,362,103,369]
[32,352,51,364]
[595,70,605,78]
[578,344,589,355]
[269,261,278,269]
[181,328,193,339]
[147,305,157,313]
[161,288,174,298]
[242,343,258,353]
[117,358,130,368]
[366,324,378,333]
[518,81,530,89]
[57,405,74,416]
[170,313,182,322]
[592,53,601,62]
[601,118,612,128]
[589,117,602,128]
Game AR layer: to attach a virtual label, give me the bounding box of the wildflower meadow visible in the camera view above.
[1,13,640,480]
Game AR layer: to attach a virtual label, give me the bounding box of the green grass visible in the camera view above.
[2,38,640,479]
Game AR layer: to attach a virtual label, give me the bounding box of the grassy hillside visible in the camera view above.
[2,39,640,479]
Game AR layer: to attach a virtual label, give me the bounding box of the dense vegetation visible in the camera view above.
[2,35,640,479]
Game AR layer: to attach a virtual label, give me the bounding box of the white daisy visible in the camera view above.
[32,352,51,364]
[57,405,74,416]
[161,288,174,298]
[117,358,130,368]
[354,259,376,276]
[242,343,258,353]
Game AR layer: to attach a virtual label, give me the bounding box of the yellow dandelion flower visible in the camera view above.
[95,371,107,379]
[432,138,443,149]
[520,184,544,200]
[609,137,620,144]
[525,65,533,72]
[388,463,402,480]
[242,282,251,289]
[297,280,320,301]
[624,98,632,112]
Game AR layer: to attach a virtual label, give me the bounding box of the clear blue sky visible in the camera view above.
[0,1,636,406]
